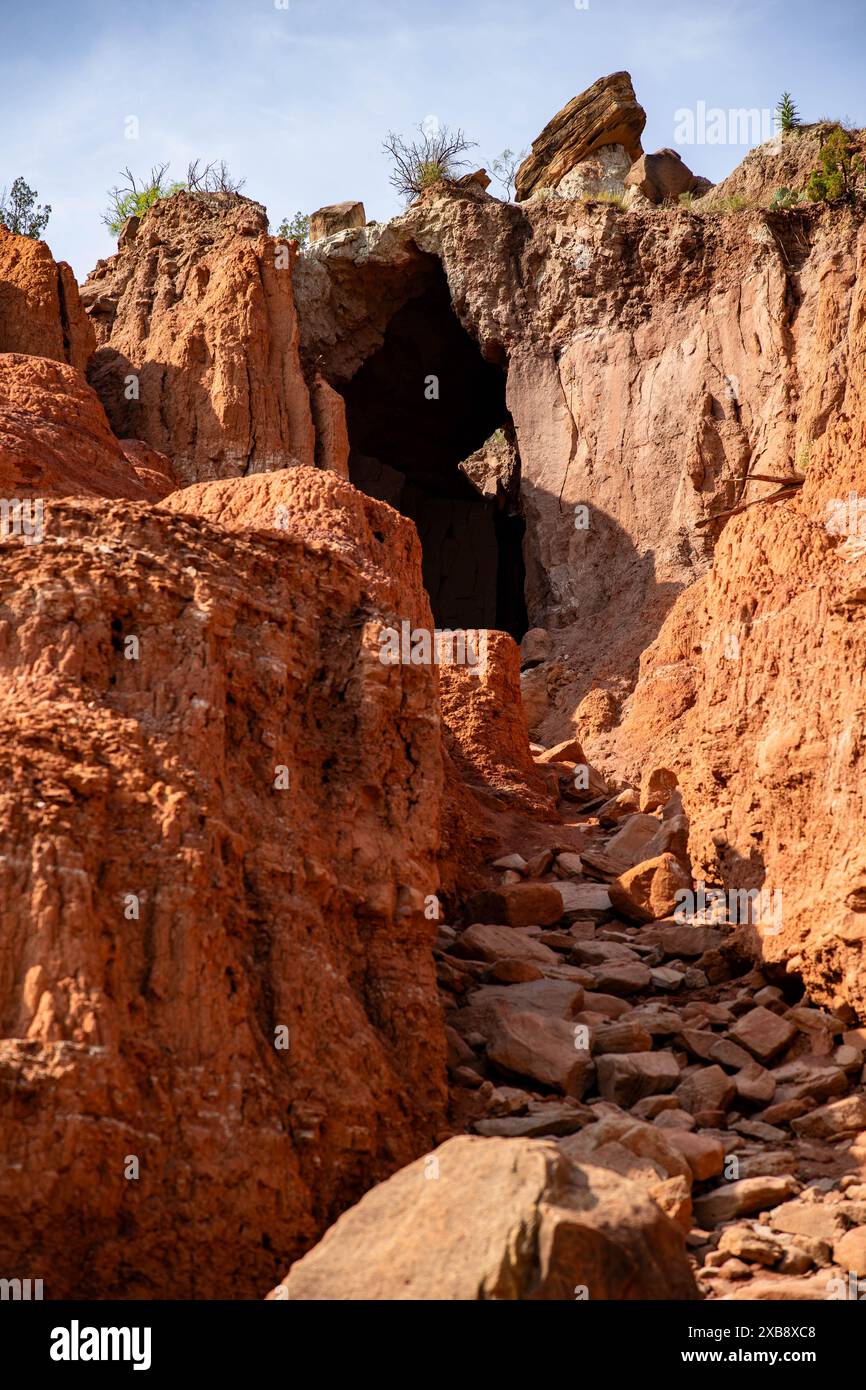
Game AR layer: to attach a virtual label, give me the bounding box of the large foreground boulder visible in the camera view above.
[273,1135,700,1299]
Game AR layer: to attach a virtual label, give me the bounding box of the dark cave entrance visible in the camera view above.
[339,260,528,639]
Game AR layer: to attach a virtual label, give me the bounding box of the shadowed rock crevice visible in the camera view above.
[338,259,528,638]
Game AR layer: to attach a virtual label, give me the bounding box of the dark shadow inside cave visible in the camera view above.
[338,258,528,639]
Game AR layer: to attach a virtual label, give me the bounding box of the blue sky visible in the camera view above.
[1,0,864,278]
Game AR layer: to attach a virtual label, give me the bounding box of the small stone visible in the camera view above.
[581,992,633,1019]
[833,1226,866,1277]
[733,1118,787,1142]
[525,849,554,878]
[632,1095,681,1119]
[676,1064,736,1117]
[572,940,639,965]
[472,978,585,1018]
[486,1009,594,1098]
[760,1098,810,1126]
[596,1050,681,1106]
[718,1226,783,1266]
[834,1044,861,1070]
[730,1006,797,1063]
[453,1065,484,1089]
[643,924,722,958]
[709,1039,754,1071]
[467,884,564,929]
[591,1020,653,1054]
[597,788,640,826]
[650,966,685,992]
[734,1062,776,1106]
[492,853,528,874]
[771,1056,847,1103]
[655,1108,696,1131]
[792,1094,866,1139]
[663,1130,725,1180]
[555,852,583,878]
[754,986,785,1008]
[609,854,692,925]
[473,1103,589,1138]
[557,882,612,920]
[777,1246,815,1275]
[488,958,545,983]
[694,1176,798,1227]
[589,961,653,996]
[457,923,559,966]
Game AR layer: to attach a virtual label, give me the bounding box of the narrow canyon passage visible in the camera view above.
[339,262,528,638]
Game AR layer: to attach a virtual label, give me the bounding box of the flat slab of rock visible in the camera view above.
[693,1176,798,1227]
[486,1009,595,1098]
[591,1020,653,1055]
[276,1135,699,1300]
[467,883,564,929]
[792,1094,866,1138]
[641,923,722,958]
[730,1006,797,1062]
[589,961,653,996]
[596,1051,680,1105]
[604,814,661,870]
[768,1199,845,1243]
[471,978,585,1019]
[456,923,559,966]
[557,881,612,920]
[474,1104,589,1138]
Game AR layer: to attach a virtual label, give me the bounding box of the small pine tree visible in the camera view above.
[807,127,865,202]
[276,211,309,246]
[776,93,800,133]
[0,177,51,238]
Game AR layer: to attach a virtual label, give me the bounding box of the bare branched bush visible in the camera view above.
[104,160,246,236]
[185,159,246,195]
[383,124,477,202]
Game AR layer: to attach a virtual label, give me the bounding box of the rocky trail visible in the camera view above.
[437,754,866,1301]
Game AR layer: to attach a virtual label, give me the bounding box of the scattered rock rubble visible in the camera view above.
[437,761,866,1300]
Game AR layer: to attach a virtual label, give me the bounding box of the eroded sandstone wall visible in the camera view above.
[0,469,447,1298]
[618,212,866,1016]
[82,193,315,485]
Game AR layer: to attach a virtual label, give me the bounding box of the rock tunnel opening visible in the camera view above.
[338,259,528,639]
